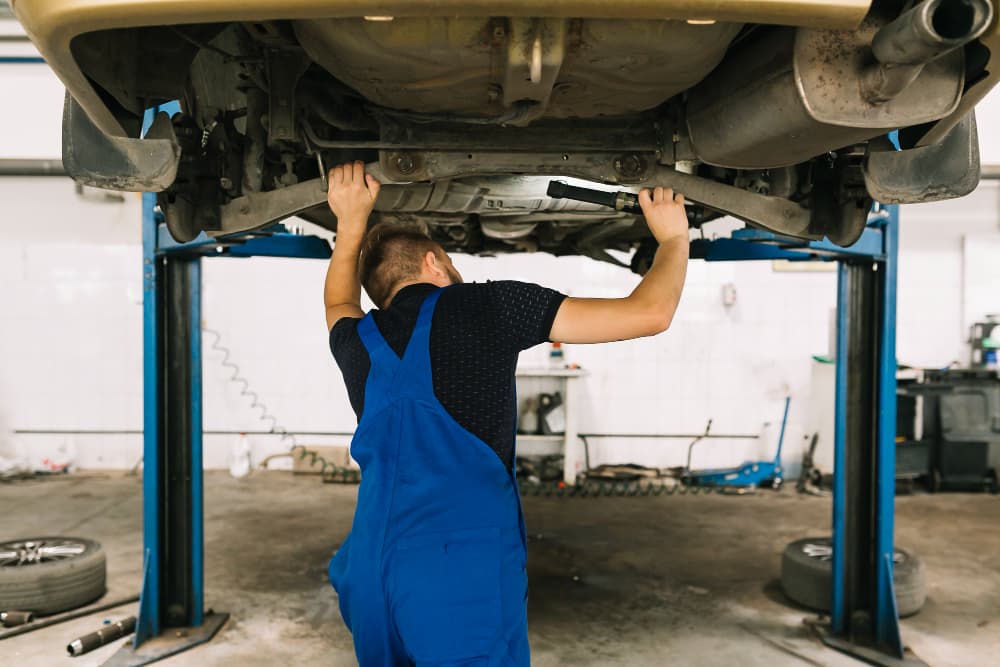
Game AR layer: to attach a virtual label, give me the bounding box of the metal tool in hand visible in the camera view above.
[546,180,642,214]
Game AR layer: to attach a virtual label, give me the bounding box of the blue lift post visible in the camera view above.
[694,207,910,665]
[125,184,907,664]
[824,205,911,664]
[104,106,228,666]
[105,193,229,667]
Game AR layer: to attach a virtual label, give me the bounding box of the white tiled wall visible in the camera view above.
[0,63,63,159]
[0,180,144,468]
[897,182,1000,368]
[0,63,998,475]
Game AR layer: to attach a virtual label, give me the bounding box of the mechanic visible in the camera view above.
[323,161,690,666]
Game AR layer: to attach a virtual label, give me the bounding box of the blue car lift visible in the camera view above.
[690,208,910,664]
[115,129,908,663]
[0,40,908,663]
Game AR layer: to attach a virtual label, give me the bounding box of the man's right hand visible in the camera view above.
[324,161,379,331]
[549,186,690,344]
[327,161,381,239]
[638,187,688,245]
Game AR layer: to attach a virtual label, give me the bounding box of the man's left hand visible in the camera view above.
[327,161,381,238]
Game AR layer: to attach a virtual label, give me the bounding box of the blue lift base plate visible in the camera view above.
[807,620,927,667]
[102,611,229,667]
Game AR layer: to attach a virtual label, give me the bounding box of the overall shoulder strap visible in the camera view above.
[397,288,444,386]
[357,314,401,375]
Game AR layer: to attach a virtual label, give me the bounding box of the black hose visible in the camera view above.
[203,328,360,483]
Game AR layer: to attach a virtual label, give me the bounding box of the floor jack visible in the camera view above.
[682,397,790,490]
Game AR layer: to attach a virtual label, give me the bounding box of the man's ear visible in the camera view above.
[424,250,445,278]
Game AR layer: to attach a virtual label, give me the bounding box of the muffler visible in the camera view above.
[686,0,993,170]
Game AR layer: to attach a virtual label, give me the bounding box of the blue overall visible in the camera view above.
[328,289,530,666]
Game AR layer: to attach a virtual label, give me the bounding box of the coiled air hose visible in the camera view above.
[203,327,359,483]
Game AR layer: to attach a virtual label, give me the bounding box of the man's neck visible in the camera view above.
[384,281,435,308]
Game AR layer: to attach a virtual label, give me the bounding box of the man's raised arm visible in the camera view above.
[549,187,689,344]
[324,161,381,331]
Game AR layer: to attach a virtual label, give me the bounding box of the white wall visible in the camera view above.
[0,64,63,159]
[897,181,1000,368]
[0,49,998,476]
[0,181,143,469]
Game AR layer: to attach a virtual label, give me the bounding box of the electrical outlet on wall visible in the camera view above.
[721,282,737,307]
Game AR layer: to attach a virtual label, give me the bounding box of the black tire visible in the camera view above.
[0,537,106,615]
[780,537,925,618]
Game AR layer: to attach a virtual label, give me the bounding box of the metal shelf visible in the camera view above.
[515,436,564,457]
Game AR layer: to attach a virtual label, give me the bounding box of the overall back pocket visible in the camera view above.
[389,526,502,663]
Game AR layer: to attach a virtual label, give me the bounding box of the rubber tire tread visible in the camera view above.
[0,537,106,615]
[780,536,926,618]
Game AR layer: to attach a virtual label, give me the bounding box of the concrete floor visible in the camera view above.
[2,471,997,666]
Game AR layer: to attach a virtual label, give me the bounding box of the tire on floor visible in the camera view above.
[780,536,925,618]
[0,537,107,615]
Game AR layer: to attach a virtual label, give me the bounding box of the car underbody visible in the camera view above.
[15,0,1000,271]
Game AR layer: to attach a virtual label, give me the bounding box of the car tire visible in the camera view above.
[780,537,925,618]
[0,537,106,615]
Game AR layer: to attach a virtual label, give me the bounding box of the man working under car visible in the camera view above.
[324,161,689,666]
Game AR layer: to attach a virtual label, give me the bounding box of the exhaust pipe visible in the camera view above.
[863,0,994,103]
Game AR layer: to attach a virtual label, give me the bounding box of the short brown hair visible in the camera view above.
[358,223,442,308]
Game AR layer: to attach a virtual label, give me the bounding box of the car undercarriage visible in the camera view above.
[17,0,999,271]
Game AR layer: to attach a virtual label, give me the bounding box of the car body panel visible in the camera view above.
[293,17,744,121]
[13,0,874,137]
[10,0,998,260]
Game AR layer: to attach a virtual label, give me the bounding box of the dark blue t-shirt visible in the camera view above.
[330,281,565,469]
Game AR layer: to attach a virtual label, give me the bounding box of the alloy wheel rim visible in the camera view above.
[0,539,87,567]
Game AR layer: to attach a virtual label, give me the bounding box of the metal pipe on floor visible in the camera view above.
[0,595,139,641]
[0,611,34,627]
[67,616,136,657]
